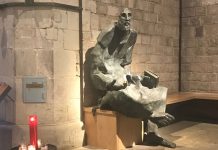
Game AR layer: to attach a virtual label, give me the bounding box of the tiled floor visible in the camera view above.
[78,121,218,150]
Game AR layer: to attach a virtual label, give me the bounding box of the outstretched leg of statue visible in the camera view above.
[144,120,176,148]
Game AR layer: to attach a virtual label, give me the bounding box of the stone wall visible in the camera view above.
[83,0,180,106]
[0,1,84,149]
[181,0,218,92]
[0,0,181,149]
[0,5,16,123]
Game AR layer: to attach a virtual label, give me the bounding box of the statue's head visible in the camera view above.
[117,8,132,31]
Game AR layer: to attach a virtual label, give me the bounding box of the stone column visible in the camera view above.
[0,1,84,149]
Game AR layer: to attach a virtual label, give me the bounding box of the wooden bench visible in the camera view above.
[167,92,218,105]
[84,92,218,150]
[83,107,143,150]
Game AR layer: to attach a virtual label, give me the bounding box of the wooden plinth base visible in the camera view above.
[84,107,143,150]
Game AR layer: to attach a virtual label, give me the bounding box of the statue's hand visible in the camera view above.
[92,105,100,116]
[111,82,127,90]
[107,79,116,90]
[98,63,107,74]
[107,79,127,91]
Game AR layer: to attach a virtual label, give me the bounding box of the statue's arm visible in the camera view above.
[121,45,134,67]
[91,73,115,91]
[91,68,126,91]
[121,31,137,67]
[89,44,117,91]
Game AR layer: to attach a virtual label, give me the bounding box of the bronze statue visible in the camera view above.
[86,8,176,148]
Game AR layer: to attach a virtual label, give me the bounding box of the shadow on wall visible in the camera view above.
[83,47,105,107]
[1,27,7,58]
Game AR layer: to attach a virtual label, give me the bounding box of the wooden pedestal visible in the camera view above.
[84,107,143,150]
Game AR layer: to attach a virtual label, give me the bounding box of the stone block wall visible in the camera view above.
[0,1,84,149]
[0,6,16,123]
[181,0,218,92]
[83,0,180,104]
[13,7,83,149]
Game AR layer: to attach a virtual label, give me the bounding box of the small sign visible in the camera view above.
[26,83,44,88]
[23,76,46,103]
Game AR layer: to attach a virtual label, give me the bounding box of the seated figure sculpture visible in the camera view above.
[88,8,176,148]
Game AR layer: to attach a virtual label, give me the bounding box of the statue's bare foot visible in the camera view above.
[143,132,176,148]
[161,138,176,148]
[150,113,175,127]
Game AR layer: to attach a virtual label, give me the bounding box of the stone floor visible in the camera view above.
[131,121,218,150]
[77,121,218,150]
[0,121,12,150]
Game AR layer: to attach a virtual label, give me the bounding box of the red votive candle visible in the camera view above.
[29,115,38,148]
